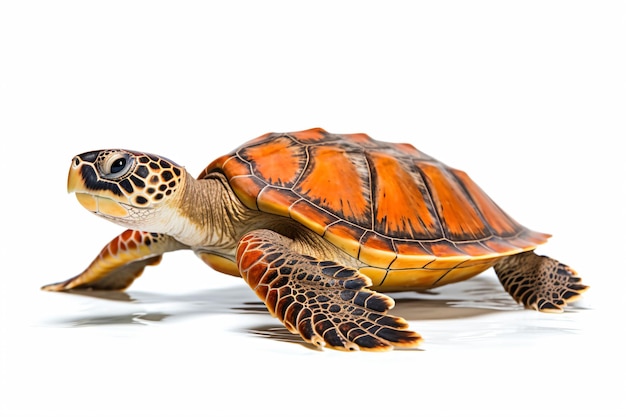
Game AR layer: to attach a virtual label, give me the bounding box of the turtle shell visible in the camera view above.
[201,128,550,290]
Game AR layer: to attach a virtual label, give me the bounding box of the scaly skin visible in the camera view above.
[494,251,588,312]
[42,230,186,291]
[237,229,422,351]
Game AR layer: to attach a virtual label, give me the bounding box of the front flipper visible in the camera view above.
[236,230,422,351]
[42,229,187,291]
[494,251,589,312]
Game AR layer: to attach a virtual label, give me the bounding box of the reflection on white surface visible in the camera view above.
[38,275,591,351]
[2,270,617,417]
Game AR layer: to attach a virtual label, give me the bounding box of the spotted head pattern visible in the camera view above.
[68,149,185,221]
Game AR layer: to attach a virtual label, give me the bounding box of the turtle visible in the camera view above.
[42,127,588,351]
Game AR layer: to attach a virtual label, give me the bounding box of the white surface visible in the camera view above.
[1,1,624,416]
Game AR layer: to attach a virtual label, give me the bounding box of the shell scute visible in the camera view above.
[505,232,551,251]
[393,142,428,158]
[295,144,370,224]
[454,241,495,257]
[378,268,450,290]
[418,161,490,240]
[220,155,250,177]
[357,232,396,269]
[287,127,328,142]
[228,176,265,210]
[200,154,247,181]
[451,168,520,236]
[339,132,377,147]
[257,187,299,217]
[289,199,335,236]
[241,136,304,188]
[421,241,471,259]
[482,237,522,254]
[358,267,388,286]
[390,242,435,269]
[323,221,363,258]
[369,151,442,240]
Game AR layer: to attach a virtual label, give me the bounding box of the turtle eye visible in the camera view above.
[111,157,126,174]
[102,153,133,179]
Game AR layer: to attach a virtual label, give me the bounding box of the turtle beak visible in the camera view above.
[67,157,81,193]
[67,152,99,194]
[66,155,130,218]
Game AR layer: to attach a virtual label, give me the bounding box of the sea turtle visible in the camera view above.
[42,128,588,351]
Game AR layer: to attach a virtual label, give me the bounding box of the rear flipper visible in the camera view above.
[494,251,588,312]
[237,229,422,351]
[42,230,187,291]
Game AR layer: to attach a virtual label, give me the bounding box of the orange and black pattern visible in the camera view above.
[201,128,549,270]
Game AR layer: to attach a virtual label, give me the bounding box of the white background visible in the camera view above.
[1,1,624,416]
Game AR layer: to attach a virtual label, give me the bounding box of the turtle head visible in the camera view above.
[68,149,187,230]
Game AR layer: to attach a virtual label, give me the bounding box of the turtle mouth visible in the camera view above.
[75,193,130,218]
[68,161,131,218]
